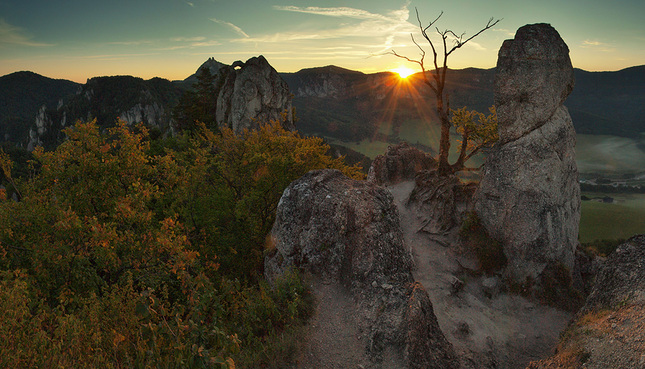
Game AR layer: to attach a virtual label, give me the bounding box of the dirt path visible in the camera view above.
[295,281,369,369]
[388,181,572,369]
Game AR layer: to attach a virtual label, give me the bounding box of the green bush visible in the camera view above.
[535,262,584,312]
[581,238,625,257]
[459,211,507,274]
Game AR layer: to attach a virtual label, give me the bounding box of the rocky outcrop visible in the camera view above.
[216,55,294,133]
[367,142,436,186]
[118,102,166,128]
[265,169,458,368]
[580,234,645,314]
[406,170,476,235]
[27,105,50,150]
[283,65,364,99]
[474,23,580,282]
[526,235,645,369]
[182,57,225,86]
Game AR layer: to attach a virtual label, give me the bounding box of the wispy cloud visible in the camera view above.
[155,36,220,50]
[581,39,614,52]
[107,40,154,46]
[238,4,414,55]
[0,18,54,47]
[582,40,605,47]
[171,36,206,42]
[210,18,250,38]
[75,53,159,61]
[274,5,397,21]
[493,28,515,37]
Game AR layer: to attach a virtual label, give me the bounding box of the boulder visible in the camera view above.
[265,169,458,368]
[367,142,436,186]
[474,24,580,282]
[526,235,645,369]
[580,234,645,314]
[216,55,294,133]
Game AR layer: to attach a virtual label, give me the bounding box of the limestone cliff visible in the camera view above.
[216,56,294,133]
[27,76,182,149]
[474,23,580,282]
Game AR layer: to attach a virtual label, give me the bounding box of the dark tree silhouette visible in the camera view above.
[392,9,500,174]
[173,67,219,132]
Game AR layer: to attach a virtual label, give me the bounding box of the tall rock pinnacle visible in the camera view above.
[475,24,580,282]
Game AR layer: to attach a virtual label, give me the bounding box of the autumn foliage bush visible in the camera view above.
[0,118,360,368]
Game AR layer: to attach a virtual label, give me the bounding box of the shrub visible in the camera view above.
[459,211,507,274]
[581,238,625,257]
[0,118,343,367]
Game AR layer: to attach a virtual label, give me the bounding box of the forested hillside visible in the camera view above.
[0,71,79,144]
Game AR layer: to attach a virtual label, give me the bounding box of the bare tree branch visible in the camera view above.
[389,9,500,174]
[446,17,501,56]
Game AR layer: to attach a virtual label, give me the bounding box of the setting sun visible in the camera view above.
[391,67,416,79]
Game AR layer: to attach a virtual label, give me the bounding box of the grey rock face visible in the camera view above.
[28,105,50,150]
[119,102,166,127]
[527,235,645,369]
[367,142,437,186]
[216,55,294,133]
[265,169,457,368]
[475,24,580,282]
[495,23,575,143]
[581,234,645,314]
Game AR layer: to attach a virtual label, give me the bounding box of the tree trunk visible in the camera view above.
[436,95,452,175]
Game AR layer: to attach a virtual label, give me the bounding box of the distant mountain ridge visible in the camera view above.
[282,65,645,141]
[27,75,183,149]
[568,66,645,136]
[0,62,643,149]
[0,71,80,143]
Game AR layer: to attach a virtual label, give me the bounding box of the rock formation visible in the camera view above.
[265,169,458,368]
[474,23,580,282]
[580,234,645,314]
[28,105,51,150]
[526,235,645,369]
[367,142,436,186]
[216,55,294,133]
[406,170,477,235]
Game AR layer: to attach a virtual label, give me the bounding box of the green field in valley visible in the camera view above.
[579,192,645,243]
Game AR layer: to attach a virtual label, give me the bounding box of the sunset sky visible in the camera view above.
[1,0,644,82]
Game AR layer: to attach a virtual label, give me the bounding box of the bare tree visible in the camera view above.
[392,9,500,175]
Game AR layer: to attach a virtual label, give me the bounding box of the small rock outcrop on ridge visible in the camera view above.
[216,55,294,133]
[265,169,458,369]
[474,23,580,282]
[367,142,437,186]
